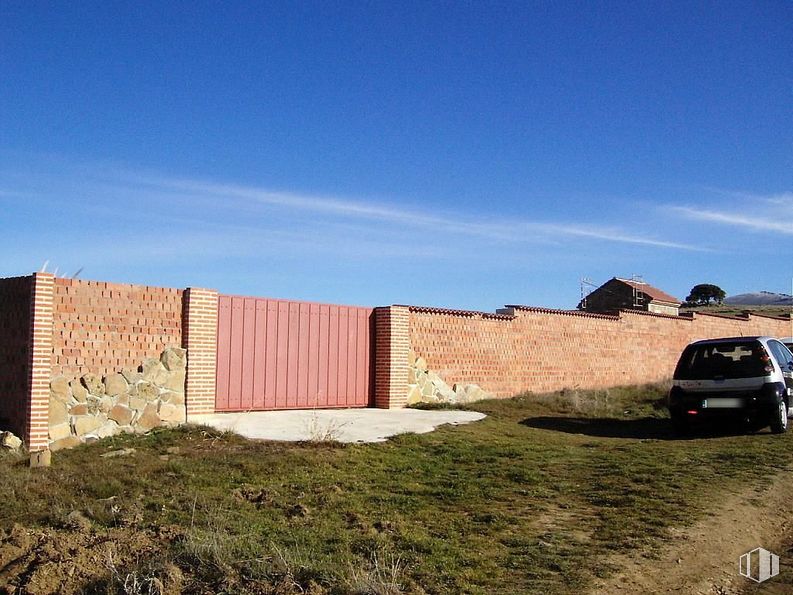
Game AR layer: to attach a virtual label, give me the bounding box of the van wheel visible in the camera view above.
[770,400,788,434]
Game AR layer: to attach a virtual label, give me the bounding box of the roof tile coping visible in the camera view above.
[616,308,691,321]
[687,310,751,321]
[681,310,791,322]
[504,305,620,320]
[742,310,792,321]
[404,305,515,320]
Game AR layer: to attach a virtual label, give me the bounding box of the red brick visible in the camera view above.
[183,288,218,417]
[50,278,183,378]
[407,306,791,397]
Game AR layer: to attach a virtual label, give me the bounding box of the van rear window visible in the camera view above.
[674,341,770,380]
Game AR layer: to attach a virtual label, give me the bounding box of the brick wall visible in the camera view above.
[51,278,183,378]
[408,305,792,398]
[183,288,218,417]
[28,273,54,451]
[3,268,790,440]
[0,275,223,444]
[0,275,33,438]
[374,306,410,408]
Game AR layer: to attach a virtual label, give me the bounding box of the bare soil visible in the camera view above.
[0,521,190,595]
[589,468,793,594]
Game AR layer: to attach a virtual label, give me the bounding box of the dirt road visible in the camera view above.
[589,468,793,594]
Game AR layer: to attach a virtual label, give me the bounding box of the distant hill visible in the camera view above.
[681,291,791,319]
[724,291,793,306]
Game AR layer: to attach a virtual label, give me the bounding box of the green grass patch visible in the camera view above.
[2,383,792,594]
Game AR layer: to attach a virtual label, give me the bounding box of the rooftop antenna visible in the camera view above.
[71,267,84,279]
[631,273,645,308]
[39,260,49,273]
[579,276,597,309]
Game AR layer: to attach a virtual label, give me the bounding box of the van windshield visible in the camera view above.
[675,341,770,380]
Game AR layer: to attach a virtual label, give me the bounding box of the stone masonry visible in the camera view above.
[48,347,187,451]
[406,349,493,405]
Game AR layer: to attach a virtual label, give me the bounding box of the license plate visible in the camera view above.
[701,398,743,409]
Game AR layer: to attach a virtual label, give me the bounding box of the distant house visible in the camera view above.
[579,277,681,316]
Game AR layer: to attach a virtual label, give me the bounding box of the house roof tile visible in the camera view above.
[615,278,680,305]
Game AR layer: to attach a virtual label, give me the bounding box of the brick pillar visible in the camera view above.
[183,288,218,418]
[374,305,410,409]
[27,272,54,451]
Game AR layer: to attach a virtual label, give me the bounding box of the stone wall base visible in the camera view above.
[48,347,187,450]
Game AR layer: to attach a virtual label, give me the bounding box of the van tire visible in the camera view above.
[770,400,788,434]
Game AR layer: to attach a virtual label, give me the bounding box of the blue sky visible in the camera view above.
[1,2,791,310]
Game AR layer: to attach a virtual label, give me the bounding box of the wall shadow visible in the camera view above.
[520,416,758,440]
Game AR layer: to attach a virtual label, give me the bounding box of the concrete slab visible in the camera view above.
[188,408,486,443]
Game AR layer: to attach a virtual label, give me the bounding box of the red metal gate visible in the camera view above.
[215,295,374,411]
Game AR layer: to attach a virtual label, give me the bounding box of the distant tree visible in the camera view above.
[685,284,726,306]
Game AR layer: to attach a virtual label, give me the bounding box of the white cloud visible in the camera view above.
[763,192,793,207]
[0,156,710,293]
[529,223,703,250]
[130,173,704,250]
[670,192,793,235]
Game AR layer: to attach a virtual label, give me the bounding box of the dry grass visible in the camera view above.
[304,411,349,442]
[1,383,793,593]
[346,548,406,595]
[104,552,167,595]
[523,382,669,418]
